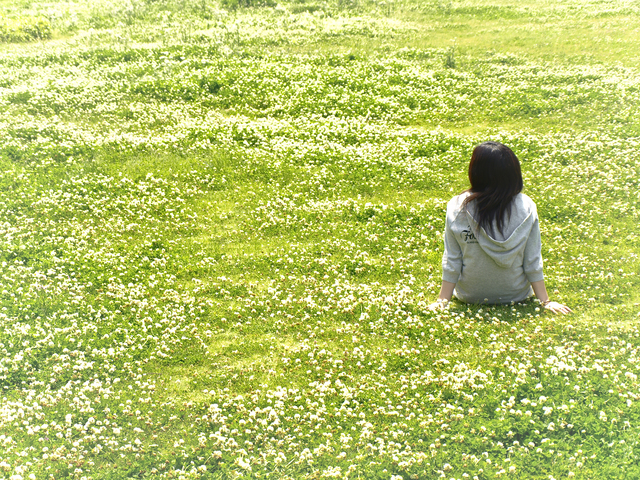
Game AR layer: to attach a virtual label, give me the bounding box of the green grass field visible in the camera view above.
[0,0,639,478]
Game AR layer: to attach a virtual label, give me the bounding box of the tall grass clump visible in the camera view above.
[0,15,52,42]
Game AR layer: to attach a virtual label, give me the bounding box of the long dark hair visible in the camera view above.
[463,141,523,237]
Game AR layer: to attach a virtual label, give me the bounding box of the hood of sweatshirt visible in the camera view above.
[464,194,536,269]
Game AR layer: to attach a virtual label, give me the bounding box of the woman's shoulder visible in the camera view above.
[447,191,471,209]
[518,192,535,204]
[514,193,537,213]
[446,192,471,221]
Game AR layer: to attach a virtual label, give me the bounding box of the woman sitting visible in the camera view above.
[430,141,571,314]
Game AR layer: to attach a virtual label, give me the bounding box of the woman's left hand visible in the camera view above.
[428,299,449,311]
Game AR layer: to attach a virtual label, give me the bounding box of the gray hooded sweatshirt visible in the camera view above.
[442,192,544,304]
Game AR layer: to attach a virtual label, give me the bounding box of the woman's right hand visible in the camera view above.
[531,281,571,315]
[543,301,572,315]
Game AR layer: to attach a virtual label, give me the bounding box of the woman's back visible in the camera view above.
[431,141,571,314]
[442,192,543,304]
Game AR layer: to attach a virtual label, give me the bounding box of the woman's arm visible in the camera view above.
[428,280,456,310]
[531,280,572,315]
[525,206,571,314]
[431,200,462,311]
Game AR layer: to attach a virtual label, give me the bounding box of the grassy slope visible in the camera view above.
[0,0,639,479]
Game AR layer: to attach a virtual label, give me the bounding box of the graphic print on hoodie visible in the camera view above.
[442,192,544,304]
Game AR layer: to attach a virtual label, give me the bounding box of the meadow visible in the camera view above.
[0,0,639,478]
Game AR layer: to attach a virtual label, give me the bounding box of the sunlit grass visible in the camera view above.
[0,0,639,478]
